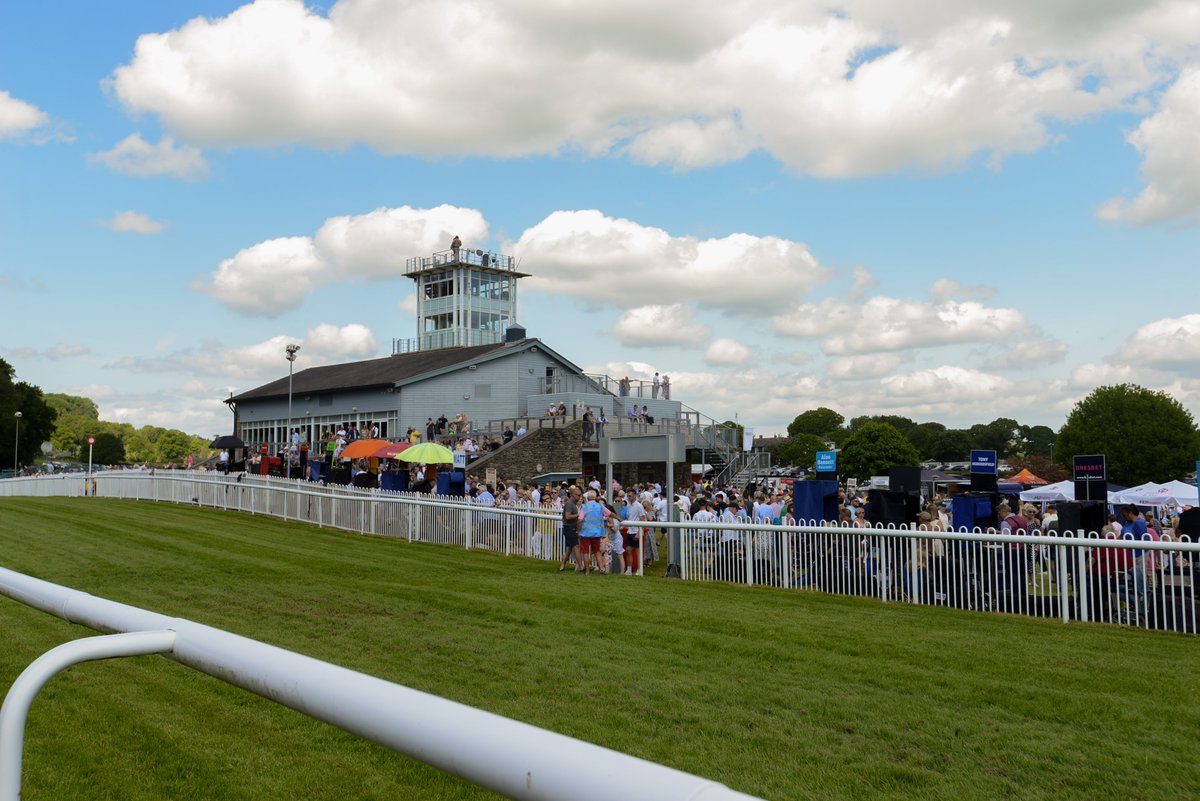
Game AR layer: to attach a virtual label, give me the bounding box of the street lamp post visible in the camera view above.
[12,411,21,475]
[285,344,300,480]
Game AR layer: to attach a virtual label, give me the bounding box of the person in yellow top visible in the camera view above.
[408,428,421,444]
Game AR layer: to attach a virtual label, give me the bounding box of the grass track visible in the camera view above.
[1,497,1198,800]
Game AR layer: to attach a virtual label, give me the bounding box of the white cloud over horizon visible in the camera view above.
[104,0,1200,201]
[1099,67,1200,226]
[106,323,378,381]
[772,295,1029,355]
[88,133,209,180]
[613,305,711,347]
[0,90,48,138]
[101,210,168,234]
[197,205,485,316]
[516,210,830,312]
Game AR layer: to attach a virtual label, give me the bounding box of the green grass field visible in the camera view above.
[1,497,1198,801]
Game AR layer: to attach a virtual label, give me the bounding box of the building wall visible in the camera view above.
[398,356,521,433]
[234,341,597,448]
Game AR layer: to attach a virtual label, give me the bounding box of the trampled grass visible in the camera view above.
[0,497,1198,801]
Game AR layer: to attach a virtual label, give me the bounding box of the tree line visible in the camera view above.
[1,358,215,469]
[764,384,1199,487]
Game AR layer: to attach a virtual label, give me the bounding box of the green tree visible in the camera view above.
[0,359,58,470]
[1018,424,1057,458]
[771,433,827,468]
[85,432,125,465]
[905,421,947,460]
[930,429,975,463]
[787,407,844,437]
[156,430,194,463]
[970,417,1022,457]
[839,422,921,481]
[44,393,99,420]
[1055,384,1198,485]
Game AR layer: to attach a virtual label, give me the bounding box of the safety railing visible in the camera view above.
[0,566,760,801]
[3,474,1195,634]
[676,516,1199,634]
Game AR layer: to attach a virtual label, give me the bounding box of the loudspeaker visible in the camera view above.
[1177,508,1200,539]
[380,470,408,492]
[1057,501,1106,535]
[436,471,466,497]
[950,492,999,532]
[970,473,998,493]
[889,466,922,495]
[792,480,839,524]
[1073,479,1106,503]
[867,489,919,527]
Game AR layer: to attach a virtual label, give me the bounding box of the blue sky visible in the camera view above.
[2,1,1199,439]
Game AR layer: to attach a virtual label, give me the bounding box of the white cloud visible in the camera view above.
[107,323,379,381]
[929,278,996,302]
[315,205,489,279]
[773,295,1028,354]
[197,237,323,316]
[0,90,48,138]
[517,210,829,312]
[882,365,1009,401]
[848,265,878,300]
[89,133,208,180]
[827,353,906,379]
[1114,314,1200,374]
[101,210,168,234]
[104,0,1179,176]
[1099,67,1200,225]
[612,304,710,347]
[704,338,753,366]
[984,338,1069,370]
[199,205,488,315]
[397,294,417,315]
[4,344,90,361]
[1069,362,1143,388]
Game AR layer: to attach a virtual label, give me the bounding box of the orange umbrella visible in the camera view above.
[338,438,392,459]
[372,441,412,459]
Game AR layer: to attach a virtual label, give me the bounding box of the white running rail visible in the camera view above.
[0,566,762,801]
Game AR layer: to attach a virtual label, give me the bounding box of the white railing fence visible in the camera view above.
[676,516,1199,634]
[0,567,761,801]
[2,473,1197,635]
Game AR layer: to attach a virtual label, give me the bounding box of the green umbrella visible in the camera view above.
[396,441,456,465]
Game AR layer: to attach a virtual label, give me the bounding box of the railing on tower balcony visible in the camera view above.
[392,328,506,355]
[405,248,517,274]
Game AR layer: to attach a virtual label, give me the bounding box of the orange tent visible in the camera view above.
[1007,468,1047,485]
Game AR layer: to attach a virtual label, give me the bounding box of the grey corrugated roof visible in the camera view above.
[229,340,524,402]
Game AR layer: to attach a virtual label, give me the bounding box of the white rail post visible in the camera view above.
[1057,543,1070,624]
[0,630,177,801]
[1076,536,1089,623]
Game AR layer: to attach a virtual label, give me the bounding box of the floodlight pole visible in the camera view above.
[12,412,20,476]
[285,344,300,480]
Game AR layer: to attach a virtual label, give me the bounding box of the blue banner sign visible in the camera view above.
[970,450,997,475]
[816,451,837,473]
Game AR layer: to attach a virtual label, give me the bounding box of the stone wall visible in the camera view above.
[463,422,583,485]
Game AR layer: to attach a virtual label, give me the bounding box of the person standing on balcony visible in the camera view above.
[451,234,461,261]
[661,374,671,400]
[652,372,660,398]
